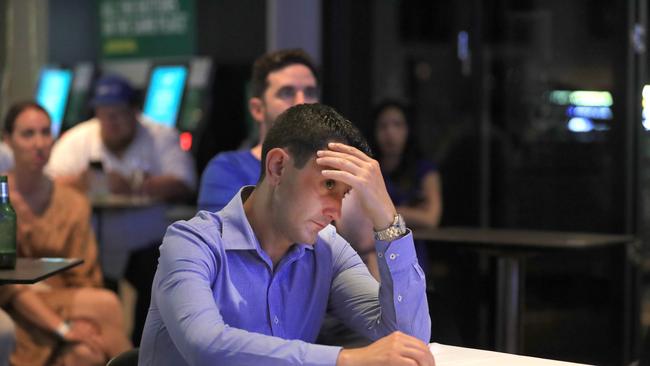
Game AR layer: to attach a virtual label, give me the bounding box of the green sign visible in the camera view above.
[99,0,196,59]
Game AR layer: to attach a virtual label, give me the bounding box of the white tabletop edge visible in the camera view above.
[429,343,592,366]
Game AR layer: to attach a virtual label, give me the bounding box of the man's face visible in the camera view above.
[272,154,350,245]
[95,103,138,154]
[251,64,319,135]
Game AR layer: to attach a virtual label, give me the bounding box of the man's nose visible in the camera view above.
[293,91,306,105]
[323,196,343,222]
[34,134,49,149]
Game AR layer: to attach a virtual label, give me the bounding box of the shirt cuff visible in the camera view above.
[301,344,342,366]
[375,230,418,272]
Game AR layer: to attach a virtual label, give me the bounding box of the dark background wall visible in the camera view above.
[194,0,265,64]
[48,0,98,64]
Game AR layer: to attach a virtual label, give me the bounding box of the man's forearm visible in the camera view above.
[53,174,88,193]
[374,234,431,343]
[328,233,430,343]
[143,175,192,201]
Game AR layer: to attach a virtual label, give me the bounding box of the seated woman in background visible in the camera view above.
[369,100,461,345]
[336,100,443,276]
[370,99,442,229]
[0,101,131,366]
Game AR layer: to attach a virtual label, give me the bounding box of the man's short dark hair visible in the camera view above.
[260,104,371,181]
[250,49,319,99]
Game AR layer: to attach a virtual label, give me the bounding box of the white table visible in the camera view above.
[430,343,590,365]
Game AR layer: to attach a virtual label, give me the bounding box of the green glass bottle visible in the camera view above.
[0,176,16,269]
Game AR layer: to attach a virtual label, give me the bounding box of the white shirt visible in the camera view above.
[0,143,13,173]
[46,116,197,278]
[46,116,196,188]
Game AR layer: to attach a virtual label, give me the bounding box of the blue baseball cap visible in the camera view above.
[90,74,135,106]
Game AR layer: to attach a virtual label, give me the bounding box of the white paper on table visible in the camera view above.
[429,343,592,366]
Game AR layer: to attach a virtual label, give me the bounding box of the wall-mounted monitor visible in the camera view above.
[142,65,188,128]
[548,89,613,134]
[35,67,73,138]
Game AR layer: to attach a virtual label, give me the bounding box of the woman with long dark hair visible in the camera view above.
[370,100,442,228]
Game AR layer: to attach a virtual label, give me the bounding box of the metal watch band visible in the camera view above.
[374,214,406,241]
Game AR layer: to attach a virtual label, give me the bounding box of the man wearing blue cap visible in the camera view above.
[46,74,196,344]
[48,74,195,198]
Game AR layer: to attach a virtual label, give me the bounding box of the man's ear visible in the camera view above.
[265,147,289,186]
[249,97,265,124]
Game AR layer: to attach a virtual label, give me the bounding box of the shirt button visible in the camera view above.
[273,316,279,324]
[377,252,383,258]
[389,253,397,260]
[397,295,403,302]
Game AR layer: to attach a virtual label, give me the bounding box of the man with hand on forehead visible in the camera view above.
[139,103,435,366]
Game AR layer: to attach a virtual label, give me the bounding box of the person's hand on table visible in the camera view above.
[141,175,193,201]
[337,331,435,366]
[316,142,397,231]
[63,318,103,350]
[141,175,169,198]
[106,171,133,195]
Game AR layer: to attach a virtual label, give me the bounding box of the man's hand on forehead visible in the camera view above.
[316,142,397,231]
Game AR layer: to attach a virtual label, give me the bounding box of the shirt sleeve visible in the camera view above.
[327,230,431,343]
[155,127,197,190]
[46,128,89,178]
[197,155,247,212]
[152,220,342,366]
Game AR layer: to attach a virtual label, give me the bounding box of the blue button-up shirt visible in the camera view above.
[139,187,431,366]
[197,150,260,212]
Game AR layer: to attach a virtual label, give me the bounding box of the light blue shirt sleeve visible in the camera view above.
[152,221,342,366]
[197,156,244,212]
[327,230,431,343]
[197,152,260,212]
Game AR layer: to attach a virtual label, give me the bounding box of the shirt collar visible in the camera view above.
[219,186,260,251]
[218,186,314,253]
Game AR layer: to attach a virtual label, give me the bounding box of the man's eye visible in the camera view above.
[325,180,335,190]
[277,87,296,99]
[304,87,320,100]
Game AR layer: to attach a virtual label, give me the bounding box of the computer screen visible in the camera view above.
[35,67,73,137]
[143,65,188,128]
[548,89,613,134]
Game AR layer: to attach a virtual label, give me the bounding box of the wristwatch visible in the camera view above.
[55,320,71,339]
[374,213,406,241]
